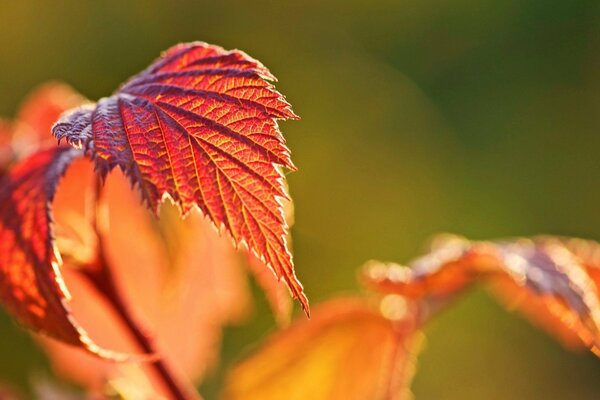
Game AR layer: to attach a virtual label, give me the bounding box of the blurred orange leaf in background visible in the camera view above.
[43,168,252,397]
[224,297,422,400]
[363,235,600,351]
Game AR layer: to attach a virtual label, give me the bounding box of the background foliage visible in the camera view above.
[1,1,600,398]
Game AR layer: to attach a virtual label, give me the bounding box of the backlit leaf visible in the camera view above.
[0,147,132,360]
[363,235,600,352]
[52,42,307,314]
[41,169,252,396]
[223,298,421,400]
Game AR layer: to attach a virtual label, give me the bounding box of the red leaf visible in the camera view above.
[52,42,307,314]
[0,147,139,360]
[223,298,421,400]
[363,235,600,351]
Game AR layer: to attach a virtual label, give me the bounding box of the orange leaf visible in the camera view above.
[0,147,133,360]
[42,169,252,395]
[223,298,421,400]
[362,235,498,298]
[363,235,600,352]
[52,41,307,315]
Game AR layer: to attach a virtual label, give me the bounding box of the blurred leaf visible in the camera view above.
[223,297,421,400]
[52,42,308,314]
[42,169,254,397]
[0,147,131,360]
[0,74,301,396]
[0,80,283,395]
[363,235,600,352]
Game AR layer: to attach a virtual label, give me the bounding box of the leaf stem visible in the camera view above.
[82,176,200,400]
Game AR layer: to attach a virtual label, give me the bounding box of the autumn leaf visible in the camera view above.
[363,235,600,352]
[0,147,134,360]
[362,235,475,298]
[52,42,308,314]
[41,169,253,397]
[223,298,422,400]
[0,76,298,393]
[41,171,300,397]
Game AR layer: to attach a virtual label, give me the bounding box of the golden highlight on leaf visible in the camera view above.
[223,298,421,400]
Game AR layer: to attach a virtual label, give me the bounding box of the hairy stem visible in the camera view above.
[81,176,199,400]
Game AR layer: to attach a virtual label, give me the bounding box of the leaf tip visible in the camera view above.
[299,294,311,319]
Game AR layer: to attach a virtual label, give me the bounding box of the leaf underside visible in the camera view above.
[53,42,308,314]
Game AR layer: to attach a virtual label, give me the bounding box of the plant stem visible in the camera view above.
[82,176,199,400]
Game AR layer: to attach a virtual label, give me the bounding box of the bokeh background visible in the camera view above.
[1,1,600,398]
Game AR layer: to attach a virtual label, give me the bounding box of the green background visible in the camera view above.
[1,1,600,398]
